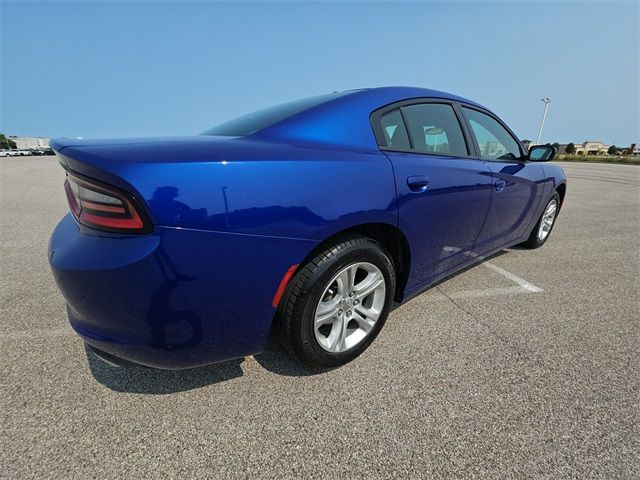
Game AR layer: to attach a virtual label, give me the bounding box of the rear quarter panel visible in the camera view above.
[50,140,399,366]
[57,140,398,240]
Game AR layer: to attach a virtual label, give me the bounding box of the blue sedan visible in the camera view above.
[49,86,566,369]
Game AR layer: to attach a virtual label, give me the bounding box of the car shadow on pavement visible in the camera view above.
[253,333,325,377]
[505,244,529,251]
[85,250,517,393]
[85,346,245,394]
[85,335,321,393]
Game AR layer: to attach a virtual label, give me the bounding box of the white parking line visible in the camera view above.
[441,246,543,295]
[2,262,543,341]
[448,285,537,299]
[481,262,544,293]
[441,259,544,299]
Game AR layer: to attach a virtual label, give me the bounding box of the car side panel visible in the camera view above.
[404,164,566,303]
[384,153,493,289]
[473,162,545,254]
[56,143,398,241]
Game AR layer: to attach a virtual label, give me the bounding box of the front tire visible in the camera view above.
[521,193,560,249]
[276,236,396,369]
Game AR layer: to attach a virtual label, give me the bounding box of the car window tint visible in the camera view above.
[380,109,411,149]
[401,104,468,156]
[462,107,522,160]
[202,91,351,136]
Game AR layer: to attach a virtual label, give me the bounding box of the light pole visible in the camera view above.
[536,97,551,145]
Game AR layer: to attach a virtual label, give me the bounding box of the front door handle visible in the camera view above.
[407,176,430,192]
[494,179,506,192]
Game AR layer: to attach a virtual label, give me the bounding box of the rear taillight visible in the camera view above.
[64,172,150,234]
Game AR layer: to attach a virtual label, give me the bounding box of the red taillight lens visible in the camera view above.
[64,173,150,234]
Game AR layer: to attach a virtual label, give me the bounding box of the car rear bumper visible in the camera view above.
[49,214,317,369]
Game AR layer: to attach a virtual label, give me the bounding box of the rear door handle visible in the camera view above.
[494,179,506,192]
[407,176,430,192]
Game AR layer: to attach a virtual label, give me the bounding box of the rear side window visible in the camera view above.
[462,107,522,160]
[380,109,411,149]
[202,92,350,136]
[401,104,468,156]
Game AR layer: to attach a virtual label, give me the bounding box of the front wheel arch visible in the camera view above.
[556,183,567,209]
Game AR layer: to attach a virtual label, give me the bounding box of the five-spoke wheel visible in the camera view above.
[537,198,557,242]
[314,262,386,353]
[521,192,561,249]
[276,236,395,368]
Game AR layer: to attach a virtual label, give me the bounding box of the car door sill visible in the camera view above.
[394,234,530,308]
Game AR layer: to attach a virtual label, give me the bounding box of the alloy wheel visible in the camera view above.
[537,199,558,241]
[313,262,386,353]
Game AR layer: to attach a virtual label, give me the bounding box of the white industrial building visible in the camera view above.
[10,137,50,149]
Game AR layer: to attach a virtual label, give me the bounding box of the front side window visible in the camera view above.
[401,103,468,156]
[379,109,411,149]
[462,107,522,160]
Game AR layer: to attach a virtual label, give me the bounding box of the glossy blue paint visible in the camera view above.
[50,213,317,368]
[384,152,493,288]
[48,86,566,369]
[473,161,546,254]
[53,139,397,240]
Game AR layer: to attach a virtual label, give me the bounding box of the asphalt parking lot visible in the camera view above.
[1,157,639,479]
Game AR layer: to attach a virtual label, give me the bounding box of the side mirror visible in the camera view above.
[528,145,556,162]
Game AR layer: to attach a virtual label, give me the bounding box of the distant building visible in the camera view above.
[574,141,610,156]
[9,136,49,149]
[622,143,639,156]
[536,140,637,156]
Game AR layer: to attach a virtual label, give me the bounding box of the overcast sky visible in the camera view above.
[1,0,638,145]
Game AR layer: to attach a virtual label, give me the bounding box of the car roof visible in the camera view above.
[347,86,484,108]
[252,86,489,150]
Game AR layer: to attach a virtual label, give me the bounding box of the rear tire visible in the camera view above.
[276,235,396,369]
[521,193,560,249]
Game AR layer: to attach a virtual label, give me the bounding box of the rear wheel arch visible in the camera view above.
[275,234,397,368]
[293,223,411,303]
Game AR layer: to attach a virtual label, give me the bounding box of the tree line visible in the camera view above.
[523,140,626,155]
[0,133,17,149]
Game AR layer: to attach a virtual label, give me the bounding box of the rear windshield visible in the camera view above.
[202,92,350,136]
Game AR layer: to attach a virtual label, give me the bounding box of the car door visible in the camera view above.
[460,106,545,254]
[373,101,493,289]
